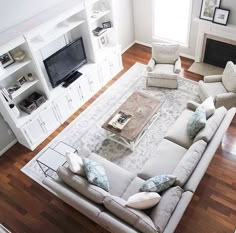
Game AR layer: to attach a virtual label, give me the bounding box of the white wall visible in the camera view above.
[113,0,135,51]
[133,0,236,57]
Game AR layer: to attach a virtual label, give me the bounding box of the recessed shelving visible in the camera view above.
[0,58,31,82]
[30,19,85,51]
[11,80,39,99]
[90,10,110,23]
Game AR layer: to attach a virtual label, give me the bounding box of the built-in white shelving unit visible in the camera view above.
[0,0,123,150]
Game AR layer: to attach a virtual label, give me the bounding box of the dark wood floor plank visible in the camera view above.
[0,43,235,233]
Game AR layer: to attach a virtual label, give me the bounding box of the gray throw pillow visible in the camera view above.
[83,158,109,191]
[187,107,206,139]
[140,175,176,193]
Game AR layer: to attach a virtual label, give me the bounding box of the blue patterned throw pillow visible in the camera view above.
[83,158,109,191]
[187,107,206,139]
[140,175,176,193]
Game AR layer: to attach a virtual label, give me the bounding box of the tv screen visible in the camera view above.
[44,37,87,88]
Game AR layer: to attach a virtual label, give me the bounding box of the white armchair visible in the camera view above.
[198,61,236,109]
[146,43,181,89]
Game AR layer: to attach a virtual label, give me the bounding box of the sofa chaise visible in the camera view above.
[43,101,236,233]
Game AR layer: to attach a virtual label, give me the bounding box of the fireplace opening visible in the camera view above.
[204,38,236,68]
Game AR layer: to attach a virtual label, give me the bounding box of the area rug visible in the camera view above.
[188,62,224,76]
[21,63,200,188]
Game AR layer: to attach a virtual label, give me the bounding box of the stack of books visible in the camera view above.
[0,86,11,102]
[108,111,132,130]
[92,27,106,37]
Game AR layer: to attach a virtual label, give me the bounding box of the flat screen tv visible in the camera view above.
[44,37,87,88]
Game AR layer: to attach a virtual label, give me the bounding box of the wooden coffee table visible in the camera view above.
[102,91,164,151]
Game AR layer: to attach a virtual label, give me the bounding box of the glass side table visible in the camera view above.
[36,142,77,177]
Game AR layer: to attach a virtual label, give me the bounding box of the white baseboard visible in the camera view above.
[121,41,135,54]
[0,139,17,156]
[134,40,151,47]
[180,53,195,61]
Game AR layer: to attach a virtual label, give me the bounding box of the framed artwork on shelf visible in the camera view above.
[199,0,221,21]
[17,76,28,86]
[213,8,230,25]
[102,21,112,29]
[0,52,15,68]
[99,35,108,48]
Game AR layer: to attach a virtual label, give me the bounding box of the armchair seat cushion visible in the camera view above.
[199,81,227,100]
[148,64,177,79]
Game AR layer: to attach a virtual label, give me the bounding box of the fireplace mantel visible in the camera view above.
[194,18,236,62]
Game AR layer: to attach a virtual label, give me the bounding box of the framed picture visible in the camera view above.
[99,35,108,48]
[102,21,112,29]
[213,8,230,26]
[17,76,28,86]
[0,52,15,68]
[200,0,221,21]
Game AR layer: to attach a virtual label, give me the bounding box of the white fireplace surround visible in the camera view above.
[194,18,236,62]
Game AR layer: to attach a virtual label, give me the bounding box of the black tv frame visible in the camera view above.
[44,37,87,88]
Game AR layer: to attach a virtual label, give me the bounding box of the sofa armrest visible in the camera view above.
[204,75,222,83]
[186,101,200,111]
[215,92,236,109]
[147,58,156,72]
[174,57,181,74]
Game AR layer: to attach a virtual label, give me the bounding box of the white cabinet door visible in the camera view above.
[98,59,111,86]
[40,105,60,133]
[77,75,92,103]
[88,70,101,94]
[109,52,121,77]
[22,117,45,145]
[54,93,72,124]
[68,84,83,111]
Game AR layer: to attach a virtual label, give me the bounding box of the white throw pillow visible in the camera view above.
[222,61,236,92]
[199,96,215,119]
[65,151,85,176]
[126,192,161,210]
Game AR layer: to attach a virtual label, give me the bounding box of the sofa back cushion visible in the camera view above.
[57,166,109,204]
[222,61,236,92]
[173,140,207,186]
[150,186,183,233]
[104,195,157,233]
[152,43,179,64]
[193,107,227,143]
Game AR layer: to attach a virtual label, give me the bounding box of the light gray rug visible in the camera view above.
[188,62,224,76]
[21,63,200,187]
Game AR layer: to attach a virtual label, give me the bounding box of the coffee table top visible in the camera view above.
[102,91,164,141]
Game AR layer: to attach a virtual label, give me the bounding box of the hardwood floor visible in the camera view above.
[0,43,235,233]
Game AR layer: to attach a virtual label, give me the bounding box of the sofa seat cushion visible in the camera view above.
[173,140,207,186]
[165,109,194,149]
[104,195,157,233]
[138,139,187,180]
[122,177,145,200]
[88,153,136,197]
[150,186,183,233]
[194,107,227,143]
[199,81,227,98]
[57,166,109,204]
[148,64,177,79]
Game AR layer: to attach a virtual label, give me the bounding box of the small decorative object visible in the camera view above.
[0,52,15,68]
[99,35,108,48]
[27,73,35,81]
[200,0,221,21]
[102,21,112,29]
[19,99,37,114]
[9,103,20,118]
[7,84,21,95]
[91,10,101,19]
[12,50,25,61]
[213,8,230,25]
[17,76,27,86]
[27,92,46,107]
[108,111,132,130]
